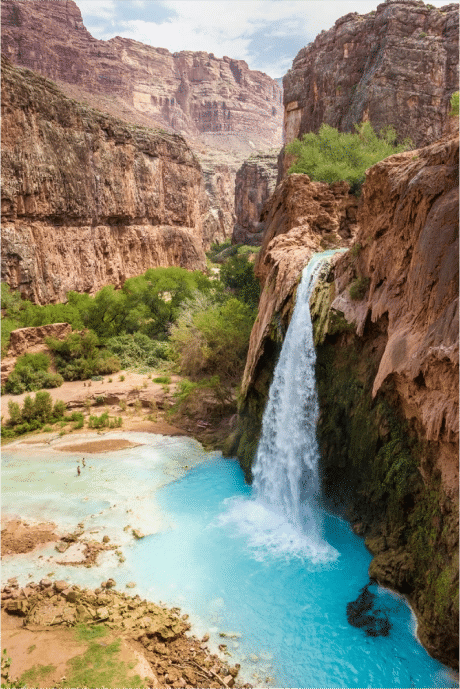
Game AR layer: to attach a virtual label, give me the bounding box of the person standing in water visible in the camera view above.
[82,458,86,467]
[77,465,81,476]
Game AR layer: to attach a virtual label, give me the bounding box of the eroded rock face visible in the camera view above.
[1,56,209,303]
[283,1,458,151]
[8,323,72,357]
[1,0,283,155]
[331,134,459,488]
[233,151,279,245]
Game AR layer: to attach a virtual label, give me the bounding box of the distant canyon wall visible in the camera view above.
[233,151,279,245]
[1,0,283,155]
[1,56,213,304]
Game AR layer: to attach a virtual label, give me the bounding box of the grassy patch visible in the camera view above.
[153,375,171,384]
[18,663,56,686]
[62,625,147,688]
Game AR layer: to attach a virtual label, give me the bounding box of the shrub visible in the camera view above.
[15,352,50,372]
[107,333,170,369]
[153,375,171,384]
[7,400,21,425]
[219,253,260,308]
[46,331,120,381]
[3,392,67,437]
[53,399,67,419]
[33,391,54,423]
[4,352,64,394]
[286,122,413,195]
[88,412,109,429]
[170,295,254,383]
[418,31,427,38]
[449,91,459,117]
[349,276,370,300]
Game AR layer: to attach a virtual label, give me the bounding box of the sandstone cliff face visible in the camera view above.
[1,0,283,155]
[330,136,459,474]
[228,133,459,668]
[233,151,279,245]
[1,57,209,303]
[282,0,458,153]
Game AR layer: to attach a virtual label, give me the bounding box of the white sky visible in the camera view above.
[77,1,451,79]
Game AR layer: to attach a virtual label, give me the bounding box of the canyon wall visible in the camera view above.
[228,132,459,668]
[1,56,212,304]
[282,0,458,159]
[1,0,283,156]
[233,151,279,245]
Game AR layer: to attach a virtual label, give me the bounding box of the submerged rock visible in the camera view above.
[346,582,391,637]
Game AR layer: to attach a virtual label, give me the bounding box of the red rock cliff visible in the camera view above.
[1,56,210,304]
[233,151,279,245]
[331,133,459,497]
[283,0,458,151]
[1,0,283,155]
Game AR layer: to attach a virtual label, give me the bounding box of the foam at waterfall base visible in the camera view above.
[218,495,339,564]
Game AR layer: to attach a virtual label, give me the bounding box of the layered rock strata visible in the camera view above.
[1,56,211,304]
[1,0,283,155]
[228,133,459,668]
[233,151,279,245]
[282,0,458,154]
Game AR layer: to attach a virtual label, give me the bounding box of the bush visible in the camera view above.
[46,331,120,381]
[53,399,67,419]
[3,392,67,437]
[7,400,21,425]
[106,333,170,369]
[170,295,254,383]
[4,349,64,394]
[87,412,122,429]
[349,276,370,300]
[286,122,414,195]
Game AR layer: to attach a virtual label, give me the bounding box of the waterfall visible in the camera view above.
[221,252,338,562]
[252,253,326,537]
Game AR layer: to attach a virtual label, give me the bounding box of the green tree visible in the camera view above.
[219,254,260,308]
[286,122,413,194]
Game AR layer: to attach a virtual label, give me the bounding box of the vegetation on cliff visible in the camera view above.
[285,122,413,193]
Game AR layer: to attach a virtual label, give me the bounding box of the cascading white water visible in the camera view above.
[251,252,332,544]
[220,251,339,561]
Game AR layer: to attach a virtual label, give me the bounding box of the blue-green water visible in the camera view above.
[130,454,456,688]
[1,436,457,688]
